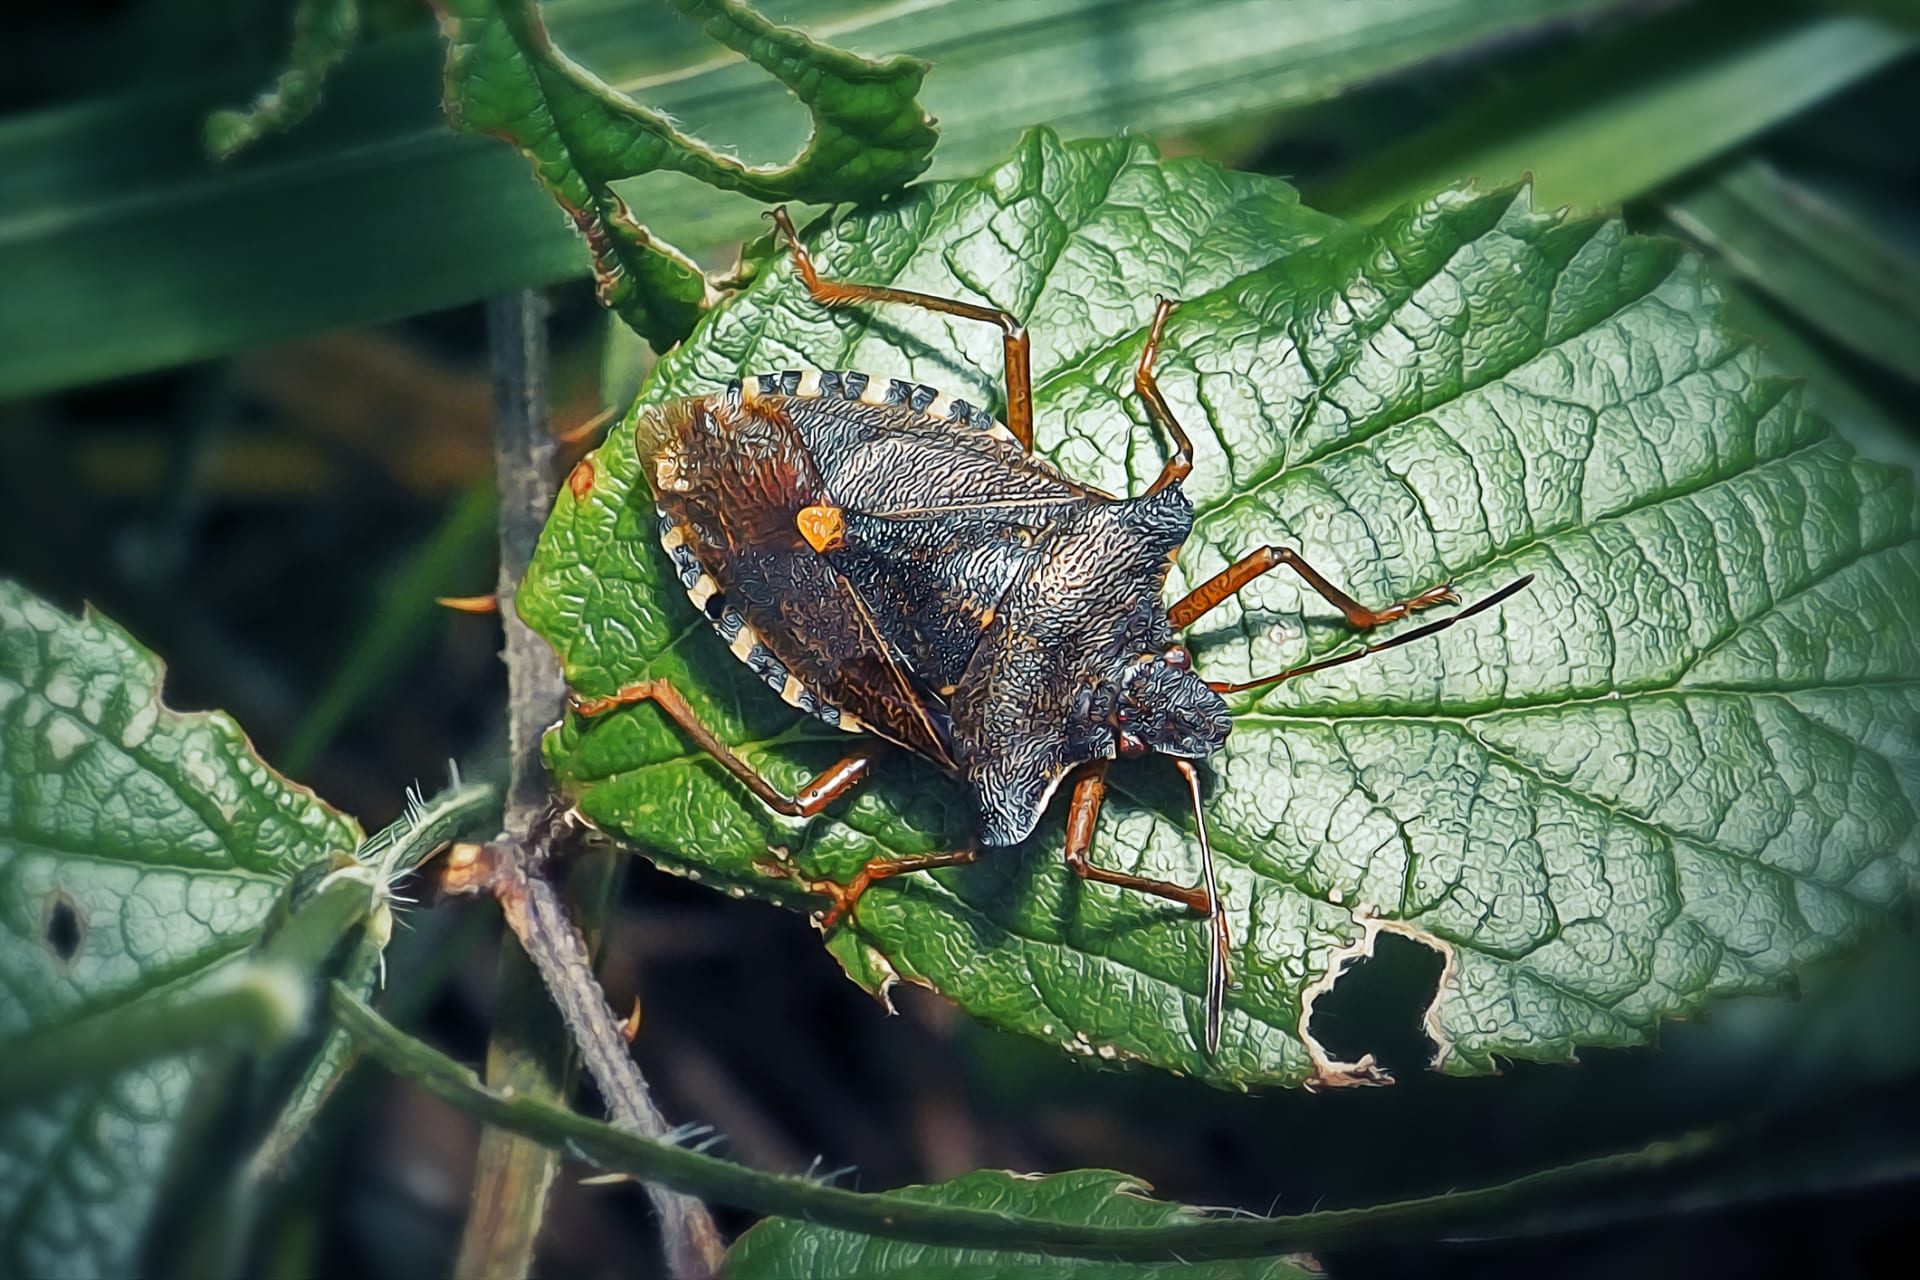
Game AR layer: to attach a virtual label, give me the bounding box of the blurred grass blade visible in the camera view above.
[1666,157,1920,386]
[0,964,313,1109]
[281,483,495,775]
[1317,11,1917,220]
[0,0,1636,398]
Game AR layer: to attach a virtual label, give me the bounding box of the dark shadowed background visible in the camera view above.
[3,1,1919,1276]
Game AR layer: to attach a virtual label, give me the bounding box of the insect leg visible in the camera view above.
[1062,764,1208,911]
[1207,573,1536,695]
[1137,297,1194,495]
[766,207,1035,451]
[1168,545,1459,631]
[1063,762,1231,1052]
[773,848,980,930]
[570,679,875,818]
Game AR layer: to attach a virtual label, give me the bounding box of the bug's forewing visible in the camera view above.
[640,397,965,765]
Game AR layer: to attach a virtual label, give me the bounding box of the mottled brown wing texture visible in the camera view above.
[775,382,1096,696]
[637,372,1102,777]
[638,391,956,765]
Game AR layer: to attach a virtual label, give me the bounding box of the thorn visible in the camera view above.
[436,594,499,614]
[578,1172,636,1187]
[620,997,642,1043]
[554,404,617,446]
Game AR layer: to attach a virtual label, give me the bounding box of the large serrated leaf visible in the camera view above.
[0,582,363,1278]
[519,128,1920,1089]
[726,1169,1317,1278]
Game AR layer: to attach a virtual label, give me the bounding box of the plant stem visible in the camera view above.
[488,288,565,835]
[340,981,1744,1260]
[453,290,722,1280]
[454,288,574,1280]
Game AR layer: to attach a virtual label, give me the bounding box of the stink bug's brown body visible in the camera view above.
[575,209,1533,1052]
[643,371,1218,845]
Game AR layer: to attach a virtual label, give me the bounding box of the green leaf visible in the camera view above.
[726,1170,1318,1278]
[1665,157,1920,387]
[251,776,499,1179]
[1715,282,1918,471]
[132,863,385,1279]
[1317,11,1917,221]
[0,0,1638,397]
[0,582,363,1279]
[521,129,1920,1088]
[204,0,362,160]
[437,0,937,346]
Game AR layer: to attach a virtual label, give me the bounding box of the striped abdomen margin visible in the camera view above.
[653,369,1014,733]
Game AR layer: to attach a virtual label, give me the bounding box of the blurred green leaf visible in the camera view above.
[1823,0,1920,32]
[1666,157,1920,386]
[252,775,497,1179]
[205,0,363,160]
[133,862,385,1280]
[0,0,1638,397]
[726,1170,1318,1279]
[521,128,1920,1088]
[0,582,364,1278]
[1317,11,1916,221]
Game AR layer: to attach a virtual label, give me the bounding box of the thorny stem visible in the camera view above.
[455,291,722,1279]
[352,980,1900,1260]
[491,289,566,834]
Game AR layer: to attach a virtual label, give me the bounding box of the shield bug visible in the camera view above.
[572,207,1533,1053]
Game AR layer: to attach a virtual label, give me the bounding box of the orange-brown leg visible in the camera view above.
[767,207,1035,451]
[1063,762,1232,1052]
[574,679,975,924]
[1137,297,1194,496]
[1064,764,1208,911]
[571,679,873,818]
[776,848,980,929]
[1169,545,1459,631]
[1207,573,1536,696]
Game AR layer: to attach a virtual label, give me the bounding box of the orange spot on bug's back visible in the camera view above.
[568,458,596,500]
[796,503,847,554]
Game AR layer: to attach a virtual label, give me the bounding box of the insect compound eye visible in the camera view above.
[1162,645,1192,670]
[1117,730,1148,758]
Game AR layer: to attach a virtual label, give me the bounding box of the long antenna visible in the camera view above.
[1208,573,1535,696]
[1174,758,1231,1055]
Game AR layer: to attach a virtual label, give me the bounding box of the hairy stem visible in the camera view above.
[454,290,722,1280]
[342,981,1756,1259]
[455,289,573,1280]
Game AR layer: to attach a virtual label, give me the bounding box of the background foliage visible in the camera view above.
[2,0,1918,1277]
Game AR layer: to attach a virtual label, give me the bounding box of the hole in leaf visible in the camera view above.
[43,893,84,964]
[1307,931,1444,1077]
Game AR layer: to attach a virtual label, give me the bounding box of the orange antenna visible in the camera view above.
[1208,574,1535,696]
